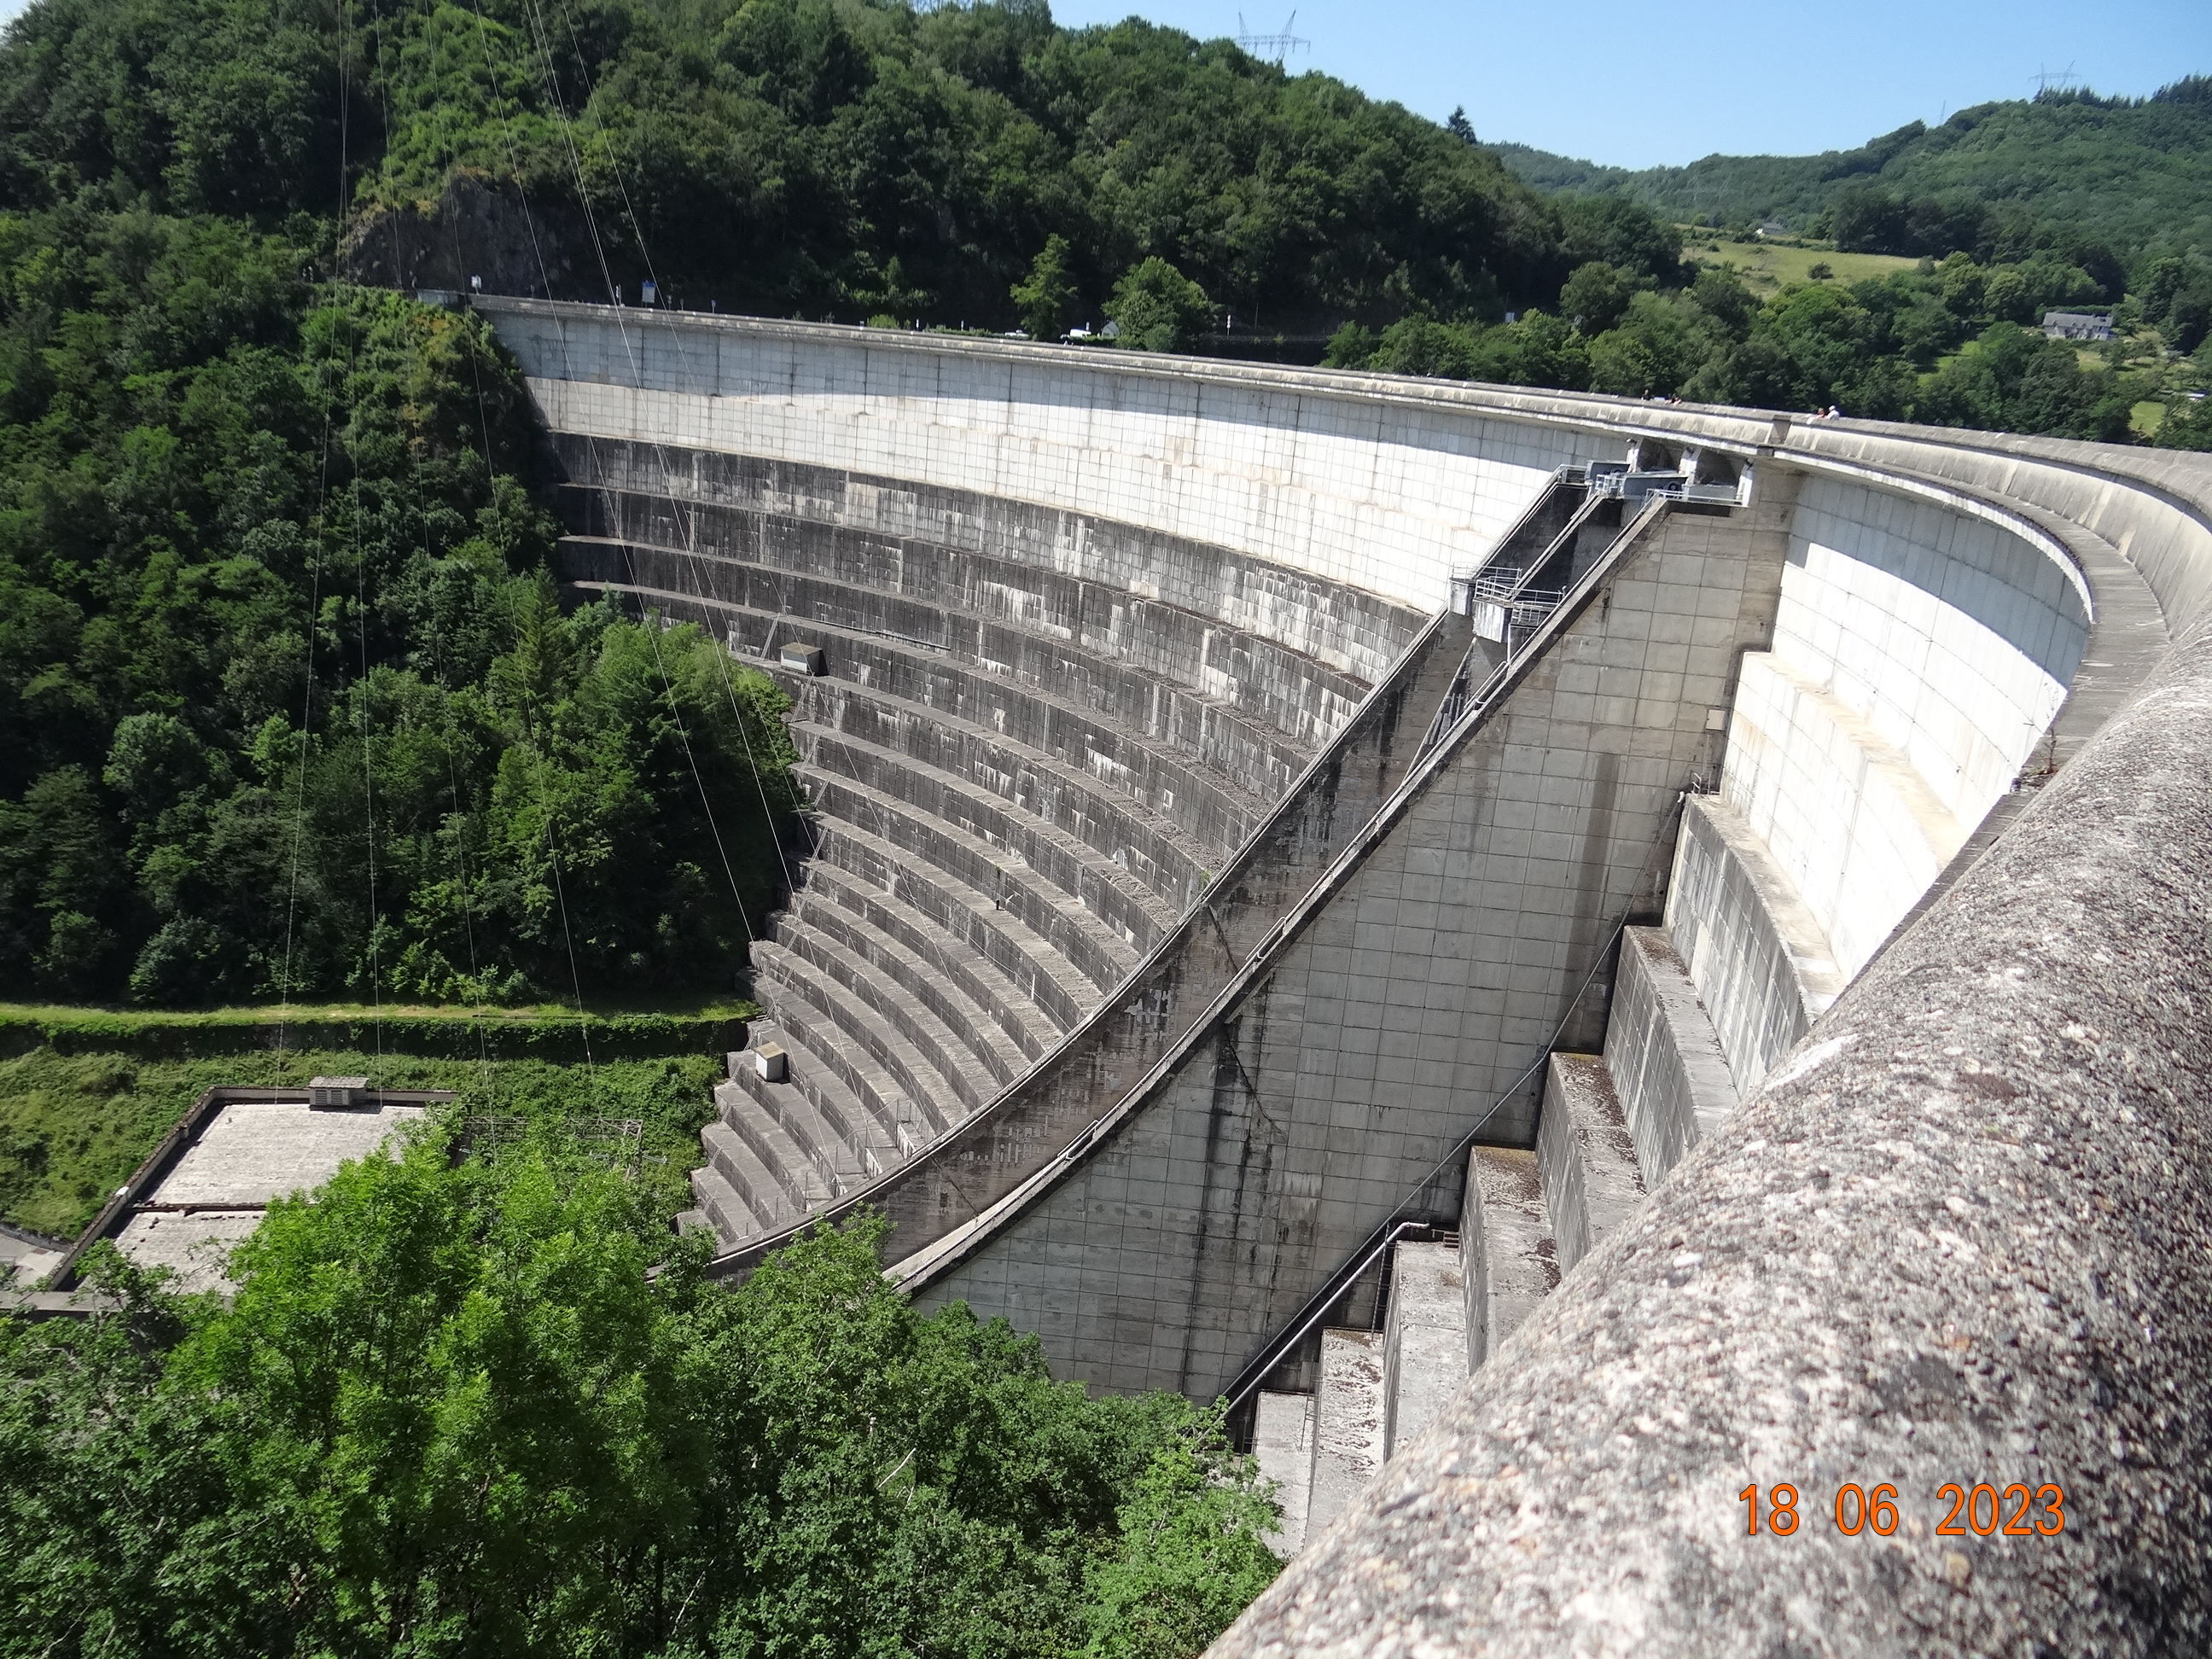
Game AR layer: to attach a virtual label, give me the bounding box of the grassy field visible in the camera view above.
[1682,233,1920,294]
[0,1040,728,1242]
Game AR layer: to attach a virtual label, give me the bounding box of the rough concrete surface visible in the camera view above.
[1534,1054,1645,1275]
[1381,1242,1469,1458]
[1209,614,2212,1655]
[1254,1391,1316,1557]
[1460,1147,1559,1371]
[152,1101,425,1208]
[1307,1330,1388,1540]
[113,1211,266,1295]
[0,1225,65,1289]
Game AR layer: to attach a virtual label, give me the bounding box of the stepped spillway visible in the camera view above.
[545,434,1432,1242]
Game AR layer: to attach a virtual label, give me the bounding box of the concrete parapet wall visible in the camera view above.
[480,301,1585,615]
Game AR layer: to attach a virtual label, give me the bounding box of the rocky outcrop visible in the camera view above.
[341,171,590,299]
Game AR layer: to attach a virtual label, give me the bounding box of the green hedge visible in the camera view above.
[0,1005,750,1063]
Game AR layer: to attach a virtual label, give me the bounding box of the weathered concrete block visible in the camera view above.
[1306,1330,1386,1540]
[1460,1145,1558,1371]
[1381,1241,1468,1458]
[1603,925,1739,1189]
[1663,793,1846,1094]
[1534,1054,1645,1276]
[1252,1391,1314,1558]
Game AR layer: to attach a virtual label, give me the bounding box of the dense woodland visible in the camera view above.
[0,212,796,1008]
[0,0,2208,1010]
[1,1142,1282,1656]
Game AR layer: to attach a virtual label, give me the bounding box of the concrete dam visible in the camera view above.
[478,297,2212,1648]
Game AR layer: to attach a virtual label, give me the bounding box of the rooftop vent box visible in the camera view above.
[779,642,827,676]
[748,1045,789,1082]
[308,1075,372,1109]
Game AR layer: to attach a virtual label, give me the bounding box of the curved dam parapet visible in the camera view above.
[477,296,2212,1640]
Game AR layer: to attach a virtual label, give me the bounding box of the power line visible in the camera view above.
[1235,10,1308,66]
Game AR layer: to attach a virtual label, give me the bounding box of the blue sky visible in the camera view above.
[0,0,2203,168]
[1045,0,2212,167]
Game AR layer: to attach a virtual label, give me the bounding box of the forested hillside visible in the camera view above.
[1493,77,2212,260]
[0,207,796,1008]
[0,0,1633,331]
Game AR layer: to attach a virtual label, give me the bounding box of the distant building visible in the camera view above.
[1755,220,1790,239]
[2043,310,2115,341]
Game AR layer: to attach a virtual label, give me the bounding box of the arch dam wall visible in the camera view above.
[480,297,2212,1644]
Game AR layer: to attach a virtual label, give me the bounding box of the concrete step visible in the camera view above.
[801,765,1144,996]
[1306,1329,1387,1540]
[1535,1053,1648,1277]
[757,926,1002,1117]
[1381,1241,1469,1458]
[1603,925,1741,1189]
[795,721,1175,959]
[1253,1391,1315,1558]
[714,1074,870,1197]
[689,1155,775,1243]
[747,608,1281,845]
[795,860,1062,1063]
[806,814,1095,1030]
[700,1116,820,1220]
[769,900,1020,1100]
[755,963,943,1148]
[729,1020,908,1195]
[756,942,964,1141]
[783,671,1220,911]
[1461,1145,1561,1370]
[561,542,1330,803]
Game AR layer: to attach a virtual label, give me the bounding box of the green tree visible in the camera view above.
[0,1143,1285,1658]
[2155,398,2212,451]
[1558,261,1635,335]
[1104,258,1213,353]
[1322,321,1380,369]
[1013,233,1080,340]
[1083,1412,1284,1659]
